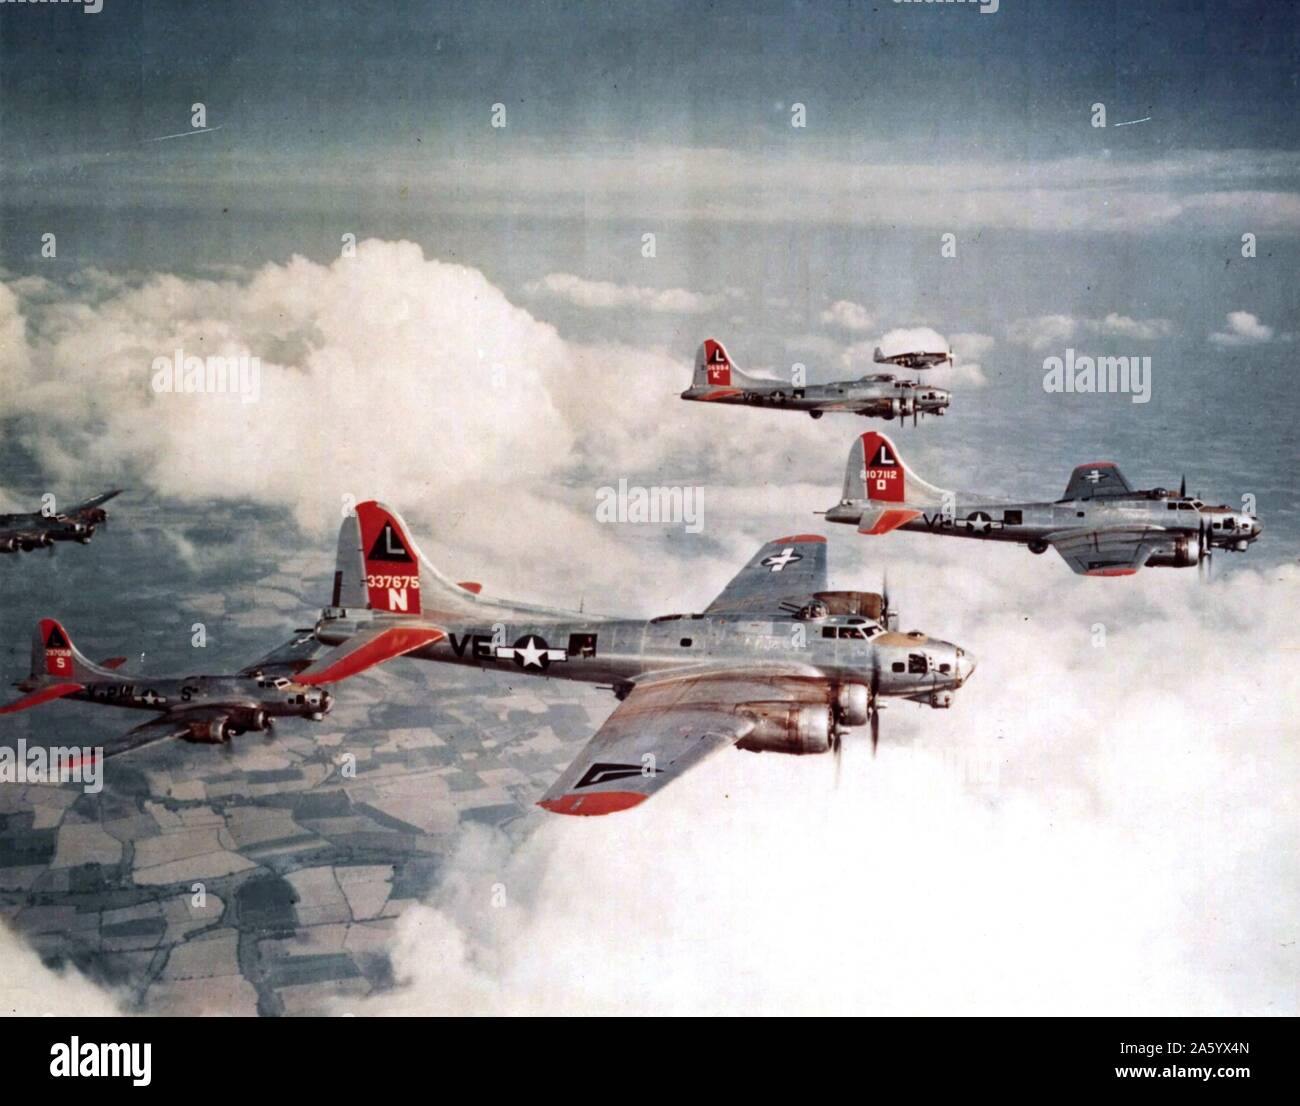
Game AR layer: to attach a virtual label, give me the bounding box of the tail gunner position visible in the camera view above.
[681,339,951,423]
[306,502,977,815]
[824,432,1262,577]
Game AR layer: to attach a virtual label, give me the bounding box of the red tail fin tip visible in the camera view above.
[39,618,77,678]
[703,339,732,386]
[859,432,906,503]
[354,502,422,614]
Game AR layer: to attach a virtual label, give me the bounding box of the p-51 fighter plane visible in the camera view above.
[823,432,1262,577]
[681,339,951,423]
[0,620,339,759]
[0,490,122,555]
[303,501,977,815]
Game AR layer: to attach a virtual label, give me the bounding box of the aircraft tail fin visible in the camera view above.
[692,338,758,390]
[328,501,482,618]
[842,431,950,509]
[30,619,120,683]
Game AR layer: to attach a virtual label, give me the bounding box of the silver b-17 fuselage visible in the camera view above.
[316,604,973,709]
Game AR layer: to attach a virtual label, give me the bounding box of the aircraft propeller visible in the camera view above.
[869,650,881,755]
[1198,514,1213,582]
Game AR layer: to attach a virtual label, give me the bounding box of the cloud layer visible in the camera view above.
[346,550,1299,1016]
[1209,311,1277,348]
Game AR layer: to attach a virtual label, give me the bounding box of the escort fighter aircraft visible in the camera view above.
[823,431,1262,577]
[0,490,121,555]
[0,620,336,758]
[300,501,977,815]
[681,339,951,423]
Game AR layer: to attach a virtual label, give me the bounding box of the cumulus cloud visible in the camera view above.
[340,550,1299,1016]
[525,272,719,314]
[820,299,875,332]
[1007,313,1174,350]
[1209,311,1275,348]
[0,242,838,610]
[1096,313,1175,341]
[0,923,124,1015]
[1005,314,1080,351]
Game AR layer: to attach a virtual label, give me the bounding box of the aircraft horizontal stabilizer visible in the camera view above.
[857,505,923,536]
[0,681,85,715]
[296,625,445,685]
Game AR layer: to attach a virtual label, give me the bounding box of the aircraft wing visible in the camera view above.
[538,666,823,815]
[236,631,326,678]
[67,489,123,515]
[1047,527,1168,577]
[703,534,828,618]
[1063,463,1133,501]
[87,706,236,761]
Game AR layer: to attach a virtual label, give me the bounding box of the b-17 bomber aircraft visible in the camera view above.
[680,339,951,423]
[0,620,341,759]
[0,490,121,555]
[302,501,977,815]
[823,432,1262,577]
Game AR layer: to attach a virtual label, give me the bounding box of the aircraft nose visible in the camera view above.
[957,650,977,685]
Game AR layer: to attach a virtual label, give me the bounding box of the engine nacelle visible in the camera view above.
[835,683,870,728]
[1145,533,1200,569]
[228,707,269,735]
[184,717,233,744]
[929,690,954,709]
[737,705,833,755]
[0,537,16,553]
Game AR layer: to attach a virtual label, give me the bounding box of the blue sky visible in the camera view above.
[0,1,1297,1019]
[0,0,1296,561]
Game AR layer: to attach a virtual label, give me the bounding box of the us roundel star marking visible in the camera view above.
[495,634,568,670]
[964,511,997,535]
[761,547,802,572]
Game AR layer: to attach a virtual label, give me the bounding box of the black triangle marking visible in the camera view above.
[367,522,413,563]
[45,625,70,649]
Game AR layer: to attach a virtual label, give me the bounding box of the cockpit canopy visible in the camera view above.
[817,616,884,641]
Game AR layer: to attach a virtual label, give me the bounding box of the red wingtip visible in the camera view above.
[537,791,648,816]
[456,581,483,595]
[771,533,826,544]
[1085,567,1138,577]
